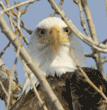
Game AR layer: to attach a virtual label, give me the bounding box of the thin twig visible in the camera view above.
[0,1,30,45]
[20,20,33,35]
[101,38,107,44]
[77,0,89,36]
[92,63,96,69]
[21,58,48,110]
[106,0,107,14]
[92,57,106,68]
[52,0,64,17]
[81,0,97,41]
[24,2,30,10]
[0,1,32,36]
[101,57,107,64]
[14,70,18,85]
[73,0,79,4]
[7,38,21,107]
[6,69,11,110]
[0,42,11,57]
[6,3,24,108]
[84,52,95,59]
[12,2,28,46]
[103,59,107,64]
[2,0,40,13]
[16,2,21,32]
[6,35,23,110]
[5,0,14,31]
[0,80,8,97]
[13,21,29,45]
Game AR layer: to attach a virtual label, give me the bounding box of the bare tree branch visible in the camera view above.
[2,0,40,13]
[48,0,107,53]
[0,1,33,36]
[81,0,105,77]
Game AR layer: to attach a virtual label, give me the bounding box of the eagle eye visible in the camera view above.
[37,28,45,37]
[65,29,68,32]
[41,30,45,34]
[64,27,71,35]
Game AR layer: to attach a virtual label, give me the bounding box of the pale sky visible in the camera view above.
[0,0,107,109]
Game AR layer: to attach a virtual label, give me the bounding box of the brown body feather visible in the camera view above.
[10,68,107,110]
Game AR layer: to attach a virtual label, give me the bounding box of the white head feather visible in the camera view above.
[22,17,87,94]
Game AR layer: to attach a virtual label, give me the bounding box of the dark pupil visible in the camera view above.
[41,30,44,34]
[66,29,68,32]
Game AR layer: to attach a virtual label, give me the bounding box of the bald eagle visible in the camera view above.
[11,17,107,110]
[22,17,87,94]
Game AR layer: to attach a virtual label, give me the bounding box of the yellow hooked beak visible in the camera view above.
[40,25,70,51]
